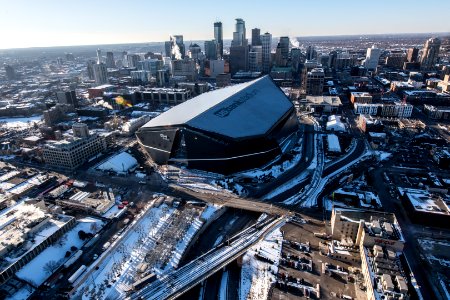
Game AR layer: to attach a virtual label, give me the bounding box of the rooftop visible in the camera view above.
[140,76,294,139]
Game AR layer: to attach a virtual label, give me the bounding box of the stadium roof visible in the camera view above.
[141,76,294,139]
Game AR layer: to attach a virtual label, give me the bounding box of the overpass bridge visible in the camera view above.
[126,215,284,300]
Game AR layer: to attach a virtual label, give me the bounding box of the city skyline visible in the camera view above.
[1,0,449,49]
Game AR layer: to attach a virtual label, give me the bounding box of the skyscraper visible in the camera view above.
[106,52,115,68]
[420,37,441,70]
[127,54,141,68]
[261,32,272,73]
[93,49,108,85]
[229,18,248,75]
[204,40,217,60]
[232,18,246,46]
[189,43,201,60]
[165,41,172,57]
[279,37,290,61]
[364,45,381,70]
[406,47,419,63]
[251,28,261,46]
[248,46,262,72]
[214,22,223,58]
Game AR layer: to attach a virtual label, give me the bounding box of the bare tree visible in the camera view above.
[44,260,59,274]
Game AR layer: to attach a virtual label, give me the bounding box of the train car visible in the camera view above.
[63,250,83,269]
[132,273,157,290]
[68,265,87,284]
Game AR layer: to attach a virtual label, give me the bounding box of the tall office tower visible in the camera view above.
[248,45,262,72]
[204,40,218,60]
[173,35,186,59]
[261,32,272,73]
[96,49,102,64]
[251,28,261,46]
[121,51,128,67]
[87,60,95,79]
[306,68,325,95]
[406,47,419,63]
[232,18,246,46]
[106,52,115,68]
[306,46,317,60]
[420,37,441,70]
[56,91,78,108]
[229,18,248,75]
[249,46,262,72]
[290,48,302,73]
[127,54,141,68]
[4,65,16,80]
[93,50,108,85]
[279,36,290,61]
[214,22,223,58]
[364,45,381,70]
[274,43,286,67]
[165,41,172,57]
[189,43,202,60]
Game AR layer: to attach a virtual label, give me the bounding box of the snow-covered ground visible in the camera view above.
[0,115,42,128]
[240,223,284,300]
[160,205,220,272]
[263,171,309,200]
[79,204,175,299]
[78,203,219,300]
[16,217,104,287]
[239,142,302,180]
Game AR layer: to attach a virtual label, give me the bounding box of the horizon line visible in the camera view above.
[1,31,449,51]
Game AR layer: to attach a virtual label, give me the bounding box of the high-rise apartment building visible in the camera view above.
[214,22,223,58]
[420,37,441,70]
[93,49,108,85]
[364,45,381,70]
[106,51,115,68]
[251,28,261,46]
[261,32,272,73]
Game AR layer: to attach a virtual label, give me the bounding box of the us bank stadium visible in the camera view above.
[136,75,299,174]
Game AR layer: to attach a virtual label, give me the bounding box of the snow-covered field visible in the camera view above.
[16,217,104,287]
[78,203,219,300]
[240,223,284,300]
[79,204,175,299]
[0,115,42,128]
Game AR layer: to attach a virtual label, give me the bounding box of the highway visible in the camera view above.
[127,216,284,300]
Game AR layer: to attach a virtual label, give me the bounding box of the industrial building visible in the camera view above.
[136,76,299,174]
[0,201,75,284]
[43,124,109,170]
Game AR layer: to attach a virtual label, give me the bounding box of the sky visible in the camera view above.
[0,0,449,49]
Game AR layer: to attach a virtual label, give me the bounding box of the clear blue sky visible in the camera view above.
[1,0,449,49]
